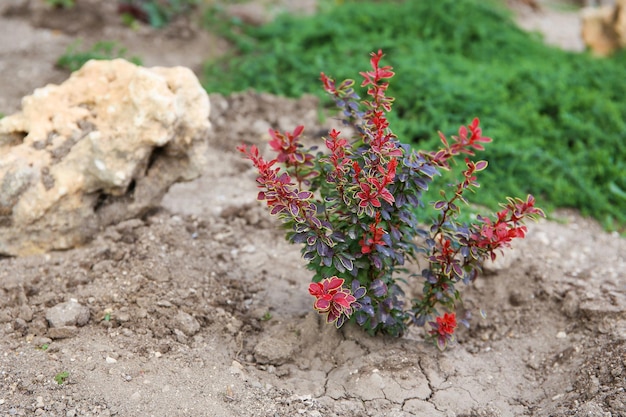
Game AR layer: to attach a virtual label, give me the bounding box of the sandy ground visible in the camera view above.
[1,1,625,416]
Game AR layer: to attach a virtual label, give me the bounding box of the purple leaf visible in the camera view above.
[338,255,354,272]
[452,263,463,278]
[289,202,299,217]
[434,200,447,210]
[352,286,366,299]
[270,205,286,215]
[372,255,382,270]
[370,279,388,297]
[333,257,346,273]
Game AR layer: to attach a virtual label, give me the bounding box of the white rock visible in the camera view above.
[0,59,210,256]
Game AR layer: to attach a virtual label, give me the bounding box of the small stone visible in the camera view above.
[173,311,200,337]
[48,326,78,339]
[173,328,188,344]
[46,300,90,328]
[105,356,117,364]
[556,331,567,339]
[13,318,28,335]
[130,392,141,401]
[120,328,134,337]
[509,290,526,307]
[0,310,13,323]
[562,291,580,318]
[230,360,246,378]
[116,312,130,322]
[18,305,33,322]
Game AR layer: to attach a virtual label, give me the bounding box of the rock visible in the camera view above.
[581,1,626,56]
[483,249,518,275]
[0,309,12,323]
[13,318,28,335]
[173,311,200,337]
[0,59,210,256]
[48,326,78,339]
[46,300,90,328]
[562,290,580,318]
[508,290,527,307]
[17,305,33,322]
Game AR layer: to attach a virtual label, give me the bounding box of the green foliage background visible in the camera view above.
[202,0,626,230]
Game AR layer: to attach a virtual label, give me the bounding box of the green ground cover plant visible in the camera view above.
[56,40,142,72]
[203,0,626,230]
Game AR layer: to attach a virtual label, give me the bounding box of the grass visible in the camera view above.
[56,40,142,72]
[201,0,626,231]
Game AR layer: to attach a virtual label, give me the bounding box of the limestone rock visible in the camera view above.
[581,1,626,56]
[0,59,210,256]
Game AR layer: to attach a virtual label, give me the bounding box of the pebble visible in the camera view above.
[105,356,117,364]
[46,300,90,328]
[17,305,33,322]
[48,326,78,339]
[173,311,200,336]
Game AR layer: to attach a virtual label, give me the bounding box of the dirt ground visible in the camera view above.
[1,1,625,416]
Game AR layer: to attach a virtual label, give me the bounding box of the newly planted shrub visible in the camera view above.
[239,51,543,348]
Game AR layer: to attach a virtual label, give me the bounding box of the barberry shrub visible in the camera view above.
[238,50,544,349]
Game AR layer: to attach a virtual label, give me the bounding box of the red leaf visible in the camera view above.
[293,125,304,138]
